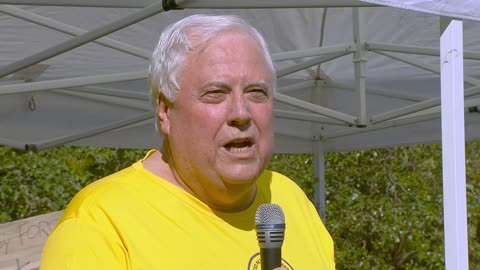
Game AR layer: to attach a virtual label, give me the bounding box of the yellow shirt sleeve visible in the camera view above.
[40,218,128,270]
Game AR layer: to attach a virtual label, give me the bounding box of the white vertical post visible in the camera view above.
[311,81,327,222]
[352,8,368,127]
[440,19,469,270]
[313,141,326,223]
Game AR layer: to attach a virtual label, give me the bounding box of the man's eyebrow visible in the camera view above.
[203,82,230,89]
[201,81,271,90]
[245,82,270,90]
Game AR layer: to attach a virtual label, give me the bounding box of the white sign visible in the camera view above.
[0,211,62,270]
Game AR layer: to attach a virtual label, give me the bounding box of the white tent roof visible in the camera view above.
[1,0,480,153]
[361,0,480,21]
[0,1,478,269]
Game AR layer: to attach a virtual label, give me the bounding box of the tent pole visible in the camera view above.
[0,5,151,59]
[27,112,154,151]
[352,7,368,127]
[53,90,150,111]
[0,71,146,96]
[324,113,440,140]
[0,0,153,8]
[0,138,28,151]
[370,84,480,124]
[440,18,469,270]
[277,80,317,93]
[275,110,350,126]
[273,44,355,61]
[0,0,378,8]
[367,42,480,61]
[67,86,149,101]
[313,141,326,222]
[0,0,168,79]
[375,50,480,86]
[275,92,357,124]
[311,78,328,222]
[274,130,311,141]
[325,81,429,102]
[0,80,24,86]
[371,97,443,124]
[323,97,480,141]
[276,52,351,77]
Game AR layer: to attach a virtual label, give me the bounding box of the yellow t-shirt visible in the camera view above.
[40,152,335,270]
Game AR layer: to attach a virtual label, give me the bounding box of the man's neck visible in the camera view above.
[142,149,257,212]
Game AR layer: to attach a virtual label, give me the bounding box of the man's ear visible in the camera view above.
[157,94,172,135]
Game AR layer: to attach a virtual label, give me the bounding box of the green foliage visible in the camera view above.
[267,142,480,269]
[268,154,316,200]
[0,146,144,222]
[1,142,480,269]
[325,146,445,269]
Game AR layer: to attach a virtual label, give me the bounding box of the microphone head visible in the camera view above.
[255,203,285,225]
[255,203,286,249]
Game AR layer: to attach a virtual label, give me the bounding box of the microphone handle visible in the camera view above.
[260,247,282,270]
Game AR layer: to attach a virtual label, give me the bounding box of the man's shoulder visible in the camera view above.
[261,170,301,186]
[259,170,307,196]
[60,164,140,221]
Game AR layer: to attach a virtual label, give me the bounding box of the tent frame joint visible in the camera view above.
[163,0,182,11]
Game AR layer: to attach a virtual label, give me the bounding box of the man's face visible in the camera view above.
[158,32,274,200]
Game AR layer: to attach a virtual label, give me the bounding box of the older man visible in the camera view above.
[40,14,335,269]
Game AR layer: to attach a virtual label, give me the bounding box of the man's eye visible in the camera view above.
[205,90,224,97]
[202,90,227,103]
[248,89,269,101]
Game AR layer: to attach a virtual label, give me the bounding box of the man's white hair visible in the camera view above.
[148,14,276,115]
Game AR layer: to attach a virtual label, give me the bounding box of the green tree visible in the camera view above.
[0,146,144,222]
[1,141,479,269]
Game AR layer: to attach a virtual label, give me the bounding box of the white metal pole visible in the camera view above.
[0,5,151,59]
[274,92,357,124]
[0,1,166,78]
[323,97,480,141]
[325,81,429,102]
[352,7,368,127]
[375,50,480,86]
[313,141,326,222]
[277,80,316,94]
[370,84,480,124]
[276,52,351,78]
[274,110,349,126]
[367,42,480,60]
[272,44,354,61]
[0,138,28,151]
[371,97,442,124]
[28,112,154,151]
[53,90,150,110]
[311,79,328,222]
[0,0,153,7]
[273,130,311,141]
[68,86,149,100]
[0,71,146,95]
[440,19,469,270]
[0,0,378,8]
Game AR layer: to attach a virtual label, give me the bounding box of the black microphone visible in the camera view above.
[255,203,286,270]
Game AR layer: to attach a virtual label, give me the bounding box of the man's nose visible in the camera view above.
[227,93,251,129]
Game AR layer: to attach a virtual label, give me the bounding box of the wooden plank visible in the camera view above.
[0,211,63,270]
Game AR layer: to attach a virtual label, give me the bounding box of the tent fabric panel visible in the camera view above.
[359,0,480,21]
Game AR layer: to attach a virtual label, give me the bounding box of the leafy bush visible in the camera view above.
[268,142,480,269]
[1,142,479,269]
[0,146,144,222]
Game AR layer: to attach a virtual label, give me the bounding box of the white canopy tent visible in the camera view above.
[0,1,479,269]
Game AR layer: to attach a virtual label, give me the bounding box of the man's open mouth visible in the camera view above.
[224,139,254,153]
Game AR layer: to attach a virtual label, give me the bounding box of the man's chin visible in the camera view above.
[221,172,260,186]
[217,162,266,185]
